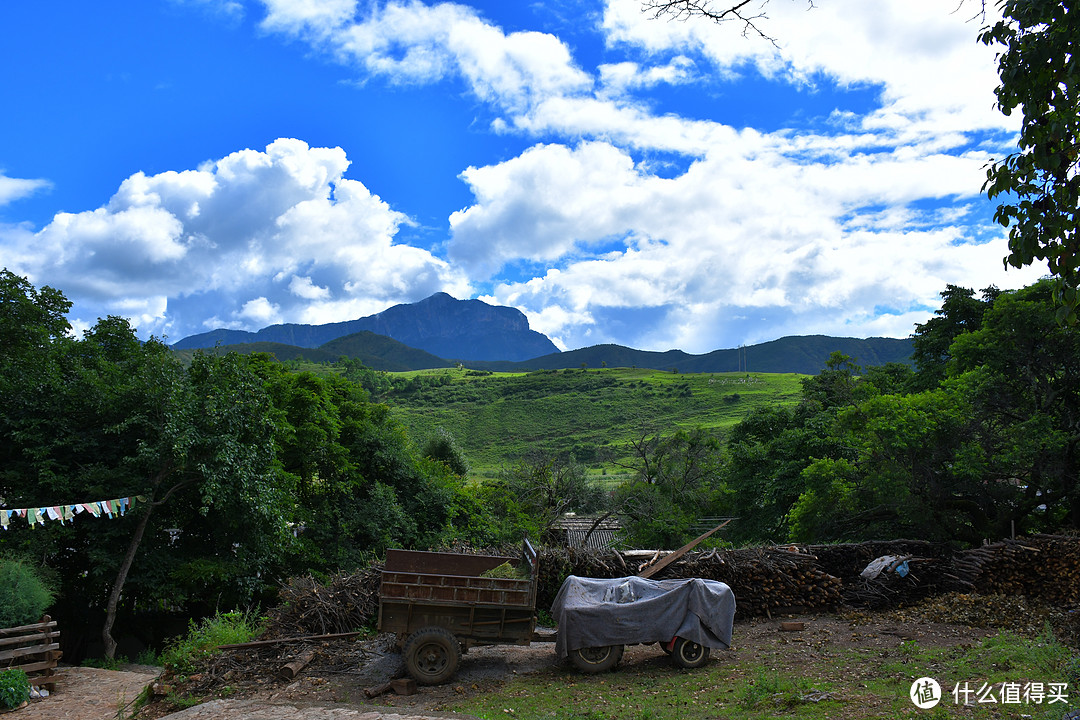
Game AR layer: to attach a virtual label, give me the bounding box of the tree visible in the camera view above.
[948,279,1080,530]
[909,285,1000,391]
[422,428,470,477]
[490,452,606,541]
[788,386,993,542]
[980,0,1080,323]
[614,427,724,548]
[0,275,292,658]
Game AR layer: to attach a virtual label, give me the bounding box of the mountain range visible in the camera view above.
[172,293,914,374]
[171,292,558,362]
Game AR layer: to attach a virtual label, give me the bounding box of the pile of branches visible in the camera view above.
[842,557,943,610]
[264,567,383,638]
[805,540,948,583]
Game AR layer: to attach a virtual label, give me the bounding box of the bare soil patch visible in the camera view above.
[129,603,1018,720]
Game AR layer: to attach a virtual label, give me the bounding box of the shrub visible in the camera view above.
[0,668,30,710]
[0,559,54,629]
[159,611,264,675]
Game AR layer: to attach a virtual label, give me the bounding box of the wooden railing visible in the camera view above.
[0,616,61,690]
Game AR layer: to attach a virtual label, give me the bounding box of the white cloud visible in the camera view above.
[0,172,51,206]
[598,56,696,94]
[8,139,470,340]
[602,0,1010,141]
[456,138,1045,353]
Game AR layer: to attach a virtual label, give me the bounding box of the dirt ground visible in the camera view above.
[121,609,1004,720]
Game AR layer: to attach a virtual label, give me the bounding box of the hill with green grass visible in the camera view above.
[379,367,807,480]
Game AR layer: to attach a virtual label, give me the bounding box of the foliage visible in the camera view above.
[788,387,989,542]
[484,452,607,543]
[948,279,1080,531]
[909,284,1000,391]
[247,356,484,572]
[421,427,470,476]
[614,427,724,548]
[158,610,264,675]
[0,668,30,710]
[719,355,871,544]
[980,0,1080,323]
[0,272,485,659]
[0,558,54,628]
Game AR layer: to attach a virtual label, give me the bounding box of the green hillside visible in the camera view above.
[380,367,806,479]
[171,342,341,365]
[172,332,452,371]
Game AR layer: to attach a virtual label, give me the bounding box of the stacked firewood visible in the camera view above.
[949,534,1080,606]
[534,546,842,616]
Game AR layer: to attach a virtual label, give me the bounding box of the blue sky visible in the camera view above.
[0,0,1048,353]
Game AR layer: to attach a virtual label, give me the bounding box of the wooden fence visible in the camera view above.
[0,616,61,690]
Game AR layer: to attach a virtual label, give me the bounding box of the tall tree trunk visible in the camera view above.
[102,504,154,660]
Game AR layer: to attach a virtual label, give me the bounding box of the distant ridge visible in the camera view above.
[466,335,914,376]
[173,332,454,371]
[171,292,560,362]
[177,332,913,376]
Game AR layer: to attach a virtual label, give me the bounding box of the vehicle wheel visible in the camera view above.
[671,638,710,669]
[569,645,624,673]
[403,626,461,684]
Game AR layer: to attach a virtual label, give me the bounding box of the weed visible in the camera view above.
[82,655,130,670]
[159,610,264,674]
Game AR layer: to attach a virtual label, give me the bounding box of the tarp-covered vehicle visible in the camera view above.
[551,575,736,673]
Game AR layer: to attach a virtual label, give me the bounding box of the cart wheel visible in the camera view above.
[403,626,461,685]
[569,645,624,673]
[670,638,710,669]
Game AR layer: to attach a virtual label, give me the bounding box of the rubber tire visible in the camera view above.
[569,644,624,674]
[403,626,461,685]
[671,637,710,669]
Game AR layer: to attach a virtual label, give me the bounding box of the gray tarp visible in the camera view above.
[551,575,736,660]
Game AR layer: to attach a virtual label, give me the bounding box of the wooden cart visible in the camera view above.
[378,539,539,684]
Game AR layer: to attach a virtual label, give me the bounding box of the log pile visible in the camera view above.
[256,533,1080,638]
[534,546,842,617]
[949,534,1080,606]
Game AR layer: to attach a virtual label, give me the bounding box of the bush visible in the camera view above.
[159,611,264,675]
[0,559,54,628]
[0,668,30,710]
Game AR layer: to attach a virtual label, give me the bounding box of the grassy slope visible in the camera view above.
[376,368,806,478]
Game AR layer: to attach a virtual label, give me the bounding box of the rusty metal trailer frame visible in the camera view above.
[378,539,539,683]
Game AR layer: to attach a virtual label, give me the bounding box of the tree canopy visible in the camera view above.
[980,0,1080,323]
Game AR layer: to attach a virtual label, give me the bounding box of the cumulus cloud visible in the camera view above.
[461,139,1045,353]
[9,139,469,340]
[239,0,1038,352]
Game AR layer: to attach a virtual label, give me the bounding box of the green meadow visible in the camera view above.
[373,367,807,479]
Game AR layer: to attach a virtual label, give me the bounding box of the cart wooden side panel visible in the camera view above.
[378,539,539,646]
